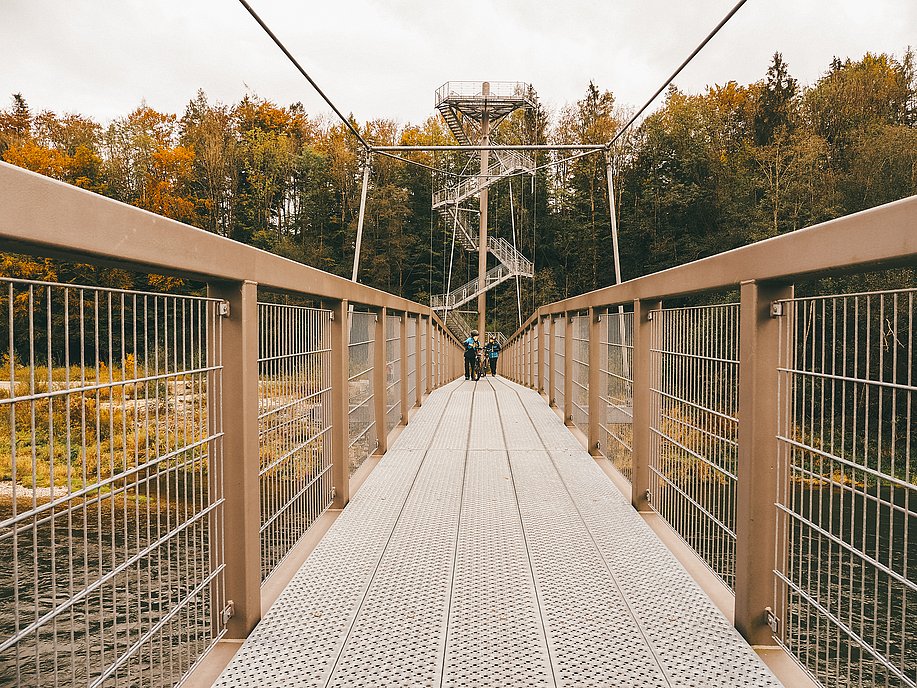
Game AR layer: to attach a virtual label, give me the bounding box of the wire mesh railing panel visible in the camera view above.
[775,289,916,687]
[406,317,416,403]
[600,308,634,481]
[385,315,401,433]
[542,323,550,394]
[257,303,332,582]
[570,314,590,433]
[553,318,565,412]
[0,278,226,687]
[650,303,740,590]
[419,320,427,396]
[348,311,376,476]
[532,324,541,390]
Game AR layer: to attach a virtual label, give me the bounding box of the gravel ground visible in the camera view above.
[0,481,56,498]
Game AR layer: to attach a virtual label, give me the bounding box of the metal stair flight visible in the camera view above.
[431,81,537,330]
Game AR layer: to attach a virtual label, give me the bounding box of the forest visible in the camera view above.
[1,50,915,335]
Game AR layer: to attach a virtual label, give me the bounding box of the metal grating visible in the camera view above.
[570,313,590,433]
[0,278,225,687]
[650,303,740,590]
[553,316,565,412]
[775,289,917,687]
[406,315,417,404]
[384,314,401,433]
[215,376,781,688]
[600,308,634,481]
[258,303,333,582]
[347,311,376,475]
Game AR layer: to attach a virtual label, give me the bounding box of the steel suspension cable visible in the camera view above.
[607,0,751,147]
[237,0,370,149]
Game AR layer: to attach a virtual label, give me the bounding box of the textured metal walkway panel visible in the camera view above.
[497,377,782,687]
[214,448,430,687]
[468,383,505,450]
[389,380,457,449]
[548,446,783,687]
[506,446,671,687]
[327,449,466,687]
[216,375,783,688]
[214,382,460,688]
[430,384,474,449]
[443,449,553,687]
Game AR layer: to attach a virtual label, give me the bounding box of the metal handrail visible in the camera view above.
[0,160,466,687]
[500,195,917,688]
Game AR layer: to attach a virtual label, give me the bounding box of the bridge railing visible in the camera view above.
[502,195,916,688]
[0,161,464,687]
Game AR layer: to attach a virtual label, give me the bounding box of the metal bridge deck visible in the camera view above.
[215,377,782,688]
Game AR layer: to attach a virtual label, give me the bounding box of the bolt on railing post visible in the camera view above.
[735,280,793,646]
[588,307,603,456]
[632,298,661,512]
[373,307,388,455]
[330,298,351,510]
[564,313,574,425]
[400,313,409,424]
[207,280,261,638]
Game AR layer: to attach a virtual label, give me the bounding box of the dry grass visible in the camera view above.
[0,362,209,490]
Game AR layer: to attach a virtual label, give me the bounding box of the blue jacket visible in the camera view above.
[485,341,501,359]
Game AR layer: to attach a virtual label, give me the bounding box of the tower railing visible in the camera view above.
[0,161,464,688]
[435,81,534,106]
[501,195,917,688]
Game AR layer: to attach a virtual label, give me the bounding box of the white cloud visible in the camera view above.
[1,0,913,125]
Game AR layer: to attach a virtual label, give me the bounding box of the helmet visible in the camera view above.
[490,334,496,340]
[471,329,479,336]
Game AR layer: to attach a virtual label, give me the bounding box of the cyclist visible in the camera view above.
[484,334,501,376]
[463,329,481,380]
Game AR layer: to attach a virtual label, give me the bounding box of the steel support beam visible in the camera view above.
[632,298,661,512]
[330,299,350,509]
[564,314,573,426]
[588,307,603,456]
[208,280,260,638]
[735,280,793,646]
[373,308,388,455]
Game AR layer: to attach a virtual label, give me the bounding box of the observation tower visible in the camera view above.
[430,81,537,339]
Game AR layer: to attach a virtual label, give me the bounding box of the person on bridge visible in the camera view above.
[484,335,501,376]
[463,329,481,380]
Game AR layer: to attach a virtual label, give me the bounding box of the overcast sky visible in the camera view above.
[1,0,914,127]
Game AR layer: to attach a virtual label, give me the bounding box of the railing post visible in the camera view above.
[207,280,260,638]
[632,298,661,512]
[547,316,555,405]
[564,313,573,425]
[588,307,602,456]
[400,313,409,424]
[330,298,350,509]
[735,280,793,646]
[373,307,388,455]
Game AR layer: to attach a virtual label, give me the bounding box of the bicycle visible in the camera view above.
[472,351,487,381]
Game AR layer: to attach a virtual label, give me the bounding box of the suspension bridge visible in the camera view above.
[0,0,915,685]
[1,155,914,688]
